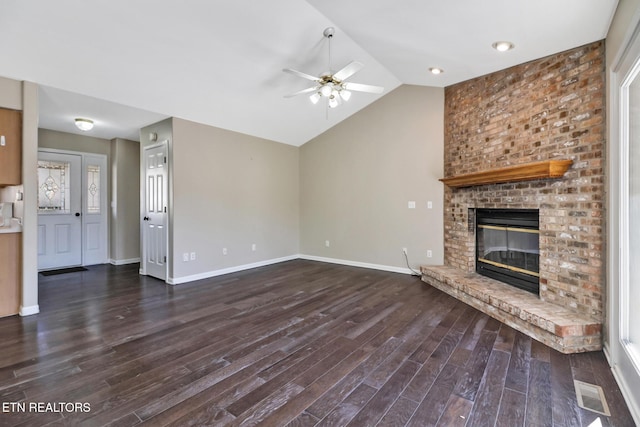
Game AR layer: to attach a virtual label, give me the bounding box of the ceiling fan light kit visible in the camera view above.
[283,27,384,109]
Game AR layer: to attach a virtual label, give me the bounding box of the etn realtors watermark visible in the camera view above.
[2,402,91,413]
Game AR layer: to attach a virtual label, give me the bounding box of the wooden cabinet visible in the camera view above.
[0,108,22,185]
[0,233,21,317]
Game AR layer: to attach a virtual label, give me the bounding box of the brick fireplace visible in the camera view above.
[421,41,605,353]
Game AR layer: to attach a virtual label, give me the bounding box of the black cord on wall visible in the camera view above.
[403,250,423,277]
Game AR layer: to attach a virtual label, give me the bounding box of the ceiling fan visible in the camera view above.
[283,27,384,109]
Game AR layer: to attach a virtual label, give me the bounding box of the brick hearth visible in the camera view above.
[423,41,605,353]
[421,266,601,353]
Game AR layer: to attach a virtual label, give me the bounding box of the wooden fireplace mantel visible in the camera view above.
[439,159,573,188]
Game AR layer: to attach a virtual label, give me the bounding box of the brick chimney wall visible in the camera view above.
[443,41,605,320]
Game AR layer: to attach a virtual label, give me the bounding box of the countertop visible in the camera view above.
[0,218,22,233]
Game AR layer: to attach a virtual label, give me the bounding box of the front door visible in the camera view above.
[142,142,168,281]
[37,151,82,269]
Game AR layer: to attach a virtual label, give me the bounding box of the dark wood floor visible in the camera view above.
[0,260,635,426]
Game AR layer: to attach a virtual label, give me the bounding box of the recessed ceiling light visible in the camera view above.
[429,67,444,75]
[74,118,94,131]
[492,41,514,52]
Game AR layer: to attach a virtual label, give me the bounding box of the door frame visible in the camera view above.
[140,140,169,281]
[608,17,640,425]
[38,148,108,267]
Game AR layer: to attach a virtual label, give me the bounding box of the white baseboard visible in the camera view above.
[19,305,40,316]
[109,257,141,266]
[156,254,417,285]
[610,362,640,426]
[299,254,415,275]
[167,255,300,285]
[604,344,640,426]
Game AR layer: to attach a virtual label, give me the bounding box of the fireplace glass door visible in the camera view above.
[476,209,539,293]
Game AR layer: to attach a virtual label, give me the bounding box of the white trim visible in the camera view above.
[167,255,300,285]
[610,357,640,426]
[166,254,418,285]
[109,257,141,266]
[608,13,640,423]
[19,305,39,316]
[299,254,415,275]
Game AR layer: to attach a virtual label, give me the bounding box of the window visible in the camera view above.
[87,164,100,214]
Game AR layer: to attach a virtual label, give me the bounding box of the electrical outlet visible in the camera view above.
[325,240,330,247]
[251,243,256,252]
[402,247,407,255]
[190,252,196,261]
[427,250,433,258]
[427,201,433,209]
[182,252,189,262]
[222,248,228,255]
[408,201,416,209]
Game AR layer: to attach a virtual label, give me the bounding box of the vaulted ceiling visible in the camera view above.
[0,0,617,146]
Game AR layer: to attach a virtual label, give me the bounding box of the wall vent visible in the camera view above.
[574,380,611,416]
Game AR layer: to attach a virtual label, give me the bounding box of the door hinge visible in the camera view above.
[164,156,167,164]
[164,206,167,213]
[164,256,167,262]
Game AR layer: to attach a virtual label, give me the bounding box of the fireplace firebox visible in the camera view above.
[475,209,539,294]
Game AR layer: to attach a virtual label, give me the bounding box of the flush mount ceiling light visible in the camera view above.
[283,27,384,109]
[492,41,515,52]
[429,67,444,75]
[74,118,94,131]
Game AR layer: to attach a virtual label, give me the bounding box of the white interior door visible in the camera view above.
[142,142,168,281]
[82,155,108,266]
[37,151,82,270]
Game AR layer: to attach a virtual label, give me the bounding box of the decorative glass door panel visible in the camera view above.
[86,164,101,214]
[37,152,82,269]
[38,160,71,213]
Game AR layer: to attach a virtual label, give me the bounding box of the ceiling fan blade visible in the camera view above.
[283,68,320,82]
[343,82,384,94]
[284,86,319,98]
[333,61,364,82]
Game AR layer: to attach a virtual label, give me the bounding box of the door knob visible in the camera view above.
[143,216,150,221]
[75,212,81,217]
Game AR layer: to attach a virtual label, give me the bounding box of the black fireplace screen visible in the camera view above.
[476,209,540,293]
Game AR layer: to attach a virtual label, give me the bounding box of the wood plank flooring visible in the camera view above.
[0,260,635,426]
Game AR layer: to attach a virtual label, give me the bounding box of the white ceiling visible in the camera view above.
[0,0,617,146]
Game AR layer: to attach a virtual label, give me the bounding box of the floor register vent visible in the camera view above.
[574,380,611,416]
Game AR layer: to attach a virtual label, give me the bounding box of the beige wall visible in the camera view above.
[110,138,140,263]
[0,76,22,110]
[170,118,299,281]
[39,128,110,155]
[300,85,444,271]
